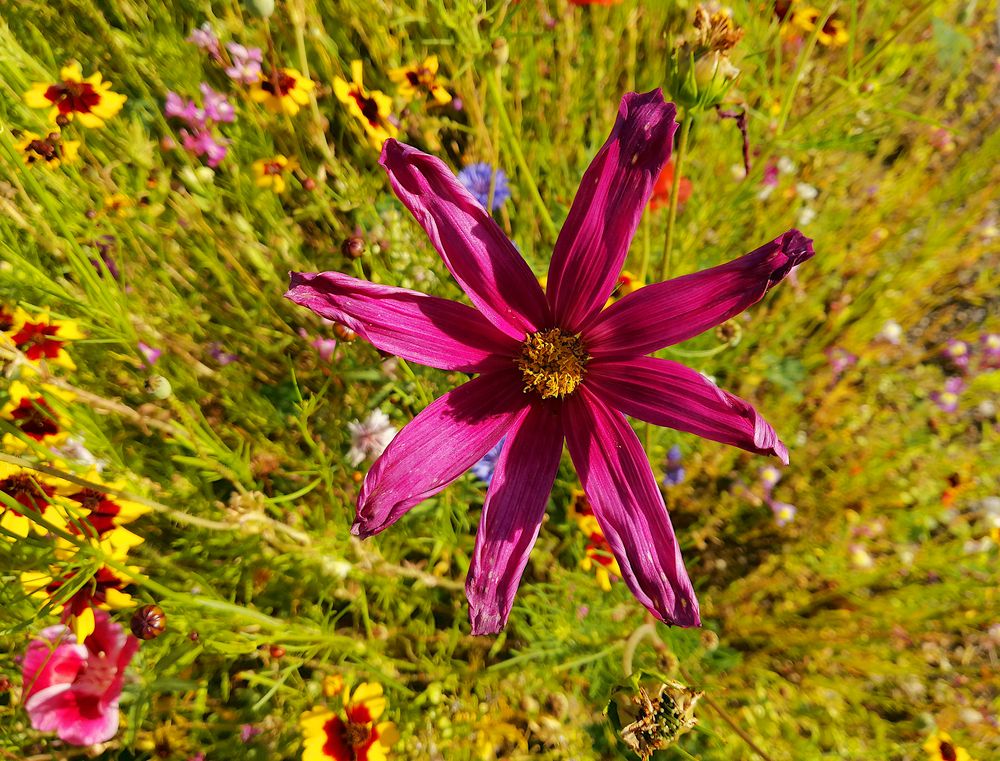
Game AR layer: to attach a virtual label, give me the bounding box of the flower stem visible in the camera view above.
[485,70,558,242]
[659,113,694,283]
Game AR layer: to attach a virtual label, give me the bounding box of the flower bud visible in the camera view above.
[144,375,172,399]
[244,0,274,18]
[607,676,702,759]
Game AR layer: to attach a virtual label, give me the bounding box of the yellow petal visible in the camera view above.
[333,76,351,103]
[60,62,84,81]
[350,59,365,85]
[350,682,386,720]
[424,55,439,74]
[74,607,96,641]
[24,84,52,109]
[1,510,31,539]
[103,586,134,609]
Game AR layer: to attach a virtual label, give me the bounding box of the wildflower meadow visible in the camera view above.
[1,1,998,759]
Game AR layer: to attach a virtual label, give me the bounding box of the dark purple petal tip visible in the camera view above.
[767,228,815,287]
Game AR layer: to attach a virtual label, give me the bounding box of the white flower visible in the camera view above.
[776,156,796,174]
[795,182,818,201]
[797,206,817,226]
[347,409,397,467]
[877,320,903,345]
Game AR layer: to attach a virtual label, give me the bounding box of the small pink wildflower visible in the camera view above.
[180,129,228,167]
[931,377,965,413]
[165,92,206,129]
[225,43,263,84]
[187,22,221,60]
[138,341,161,366]
[980,333,1000,369]
[347,410,397,467]
[21,609,139,746]
[199,83,235,123]
[943,339,970,373]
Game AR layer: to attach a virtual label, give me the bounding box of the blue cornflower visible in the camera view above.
[470,438,505,485]
[662,445,685,487]
[457,162,510,211]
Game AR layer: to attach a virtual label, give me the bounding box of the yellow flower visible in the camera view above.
[333,60,398,149]
[791,7,849,47]
[23,562,135,641]
[103,193,133,216]
[3,307,83,370]
[0,462,63,539]
[253,154,299,193]
[389,56,452,105]
[301,682,399,761]
[24,62,126,127]
[923,731,974,761]
[15,131,80,169]
[250,67,315,115]
[1,380,74,449]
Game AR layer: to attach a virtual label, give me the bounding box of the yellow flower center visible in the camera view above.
[516,328,589,399]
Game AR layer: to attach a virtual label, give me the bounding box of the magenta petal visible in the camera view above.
[585,229,815,357]
[466,402,564,635]
[286,271,519,372]
[26,687,119,746]
[546,90,678,333]
[564,387,700,627]
[588,357,789,464]
[355,371,528,538]
[380,139,549,339]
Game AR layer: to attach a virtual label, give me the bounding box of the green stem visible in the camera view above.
[775,2,838,137]
[485,70,558,241]
[659,114,693,283]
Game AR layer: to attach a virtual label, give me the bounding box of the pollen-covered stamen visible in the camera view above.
[516,328,589,399]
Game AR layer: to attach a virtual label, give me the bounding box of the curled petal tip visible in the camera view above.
[468,609,504,636]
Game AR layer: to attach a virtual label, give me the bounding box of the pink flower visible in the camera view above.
[199,83,235,123]
[286,90,814,634]
[22,609,139,746]
[180,129,228,167]
[165,91,206,130]
[225,42,263,84]
[187,22,221,60]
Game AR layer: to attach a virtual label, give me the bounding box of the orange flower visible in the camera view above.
[649,159,693,211]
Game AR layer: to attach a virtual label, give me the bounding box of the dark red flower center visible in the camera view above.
[10,397,60,440]
[24,135,64,163]
[48,566,129,615]
[262,161,285,176]
[1,473,54,516]
[45,80,101,115]
[261,70,297,96]
[350,89,383,128]
[939,741,957,761]
[68,489,122,537]
[322,712,379,761]
[0,308,14,332]
[11,321,64,360]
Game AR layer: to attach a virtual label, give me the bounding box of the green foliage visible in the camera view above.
[1,1,997,759]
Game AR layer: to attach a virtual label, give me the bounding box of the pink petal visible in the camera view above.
[584,229,814,357]
[380,139,549,339]
[286,271,519,372]
[546,90,677,333]
[587,357,789,464]
[27,687,119,746]
[22,636,86,702]
[355,371,528,538]
[564,387,700,627]
[466,401,564,635]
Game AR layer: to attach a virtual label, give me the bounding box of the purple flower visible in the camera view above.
[761,162,779,187]
[457,162,511,211]
[165,92,206,130]
[768,500,796,527]
[826,346,857,378]
[187,22,221,60]
[759,464,782,492]
[138,341,161,366]
[207,342,239,366]
[90,236,120,279]
[199,83,235,123]
[180,129,228,168]
[225,43,263,84]
[471,439,505,485]
[240,724,262,742]
[943,339,970,372]
[931,376,965,413]
[981,333,1000,369]
[662,445,685,487]
[286,90,814,634]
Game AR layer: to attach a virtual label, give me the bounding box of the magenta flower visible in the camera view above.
[286,90,814,634]
[225,42,263,84]
[199,83,235,123]
[165,91,206,130]
[22,609,139,746]
[187,22,221,60]
[180,129,228,168]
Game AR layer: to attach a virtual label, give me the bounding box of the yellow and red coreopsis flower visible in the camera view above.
[61,480,148,555]
[569,490,623,590]
[923,730,975,761]
[250,67,315,115]
[4,308,83,370]
[1,380,73,449]
[253,155,299,193]
[301,682,399,761]
[24,62,126,127]
[333,61,398,149]
[790,6,849,47]
[389,56,451,105]
[15,131,80,169]
[23,564,135,641]
[0,463,62,539]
